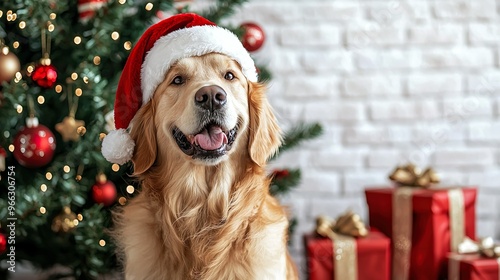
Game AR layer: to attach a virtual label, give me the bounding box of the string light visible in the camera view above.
[77,126,86,136]
[99,239,106,247]
[16,104,23,114]
[6,11,17,21]
[8,144,14,152]
[14,72,22,83]
[124,41,132,50]
[118,197,127,205]
[73,219,79,226]
[47,22,55,32]
[63,165,70,173]
[18,21,26,29]
[55,84,63,93]
[37,95,45,104]
[75,165,84,182]
[118,0,126,4]
[93,56,101,65]
[83,76,89,83]
[27,65,34,74]
[126,185,135,194]
[71,72,78,80]
[112,164,120,172]
[40,184,47,192]
[75,88,82,96]
[73,36,82,45]
[77,214,83,221]
[12,41,19,49]
[145,3,153,11]
[0,11,3,18]
[40,207,46,214]
[46,172,53,180]
[14,72,21,83]
[49,13,56,20]
[111,31,119,40]
[99,133,106,141]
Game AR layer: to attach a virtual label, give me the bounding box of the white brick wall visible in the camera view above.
[227,0,500,277]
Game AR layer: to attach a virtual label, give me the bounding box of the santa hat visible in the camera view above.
[101,13,258,164]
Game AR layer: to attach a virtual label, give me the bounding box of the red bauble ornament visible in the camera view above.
[32,64,57,88]
[0,232,6,254]
[92,174,117,206]
[240,22,265,52]
[0,146,6,172]
[273,169,290,179]
[78,0,107,23]
[13,117,56,168]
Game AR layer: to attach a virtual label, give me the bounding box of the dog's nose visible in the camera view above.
[195,85,227,111]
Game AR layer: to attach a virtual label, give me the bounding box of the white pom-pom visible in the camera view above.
[101,129,135,165]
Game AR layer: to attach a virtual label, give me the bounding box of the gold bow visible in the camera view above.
[458,237,500,258]
[389,164,440,188]
[316,211,368,238]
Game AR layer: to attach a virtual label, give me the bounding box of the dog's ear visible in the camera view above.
[248,81,282,167]
[130,101,157,175]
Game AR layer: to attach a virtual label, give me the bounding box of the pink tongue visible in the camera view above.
[193,126,228,151]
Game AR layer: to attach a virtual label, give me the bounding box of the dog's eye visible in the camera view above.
[224,72,235,81]
[172,76,184,85]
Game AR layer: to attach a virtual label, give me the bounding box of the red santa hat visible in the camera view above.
[101,13,258,164]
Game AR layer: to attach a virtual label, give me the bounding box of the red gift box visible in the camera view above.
[448,254,499,280]
[365,187,477,280]
[304,230,391,280]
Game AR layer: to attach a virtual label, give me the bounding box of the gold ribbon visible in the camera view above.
[389,164,440,188]
[389,163,464,280]
[392,187,413,280]
[449,237,500,280]
[449,189,465,252]
[316,212,368,280]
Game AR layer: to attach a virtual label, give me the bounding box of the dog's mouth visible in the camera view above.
[173,122,238,160]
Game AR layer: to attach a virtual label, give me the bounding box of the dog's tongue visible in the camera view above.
[194,125,228,150]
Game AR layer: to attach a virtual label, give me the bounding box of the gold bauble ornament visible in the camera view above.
[55,116,85,142]
[51,206,78,233]
[0,47,21,84]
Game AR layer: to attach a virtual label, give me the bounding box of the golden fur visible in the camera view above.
[113,53,298,279]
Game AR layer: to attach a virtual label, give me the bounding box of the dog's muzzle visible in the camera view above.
[172,85,238,160]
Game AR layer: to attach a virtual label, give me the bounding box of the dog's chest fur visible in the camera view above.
[116,162,288,280]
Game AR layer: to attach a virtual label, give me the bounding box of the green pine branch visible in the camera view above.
[271,122,323,160]
[270,168,301,196]
[256,64,272,82]
[201,0,248,23]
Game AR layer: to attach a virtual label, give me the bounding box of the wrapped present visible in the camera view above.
[365,164,477,280]
[448,237,500,280]
[304,212,391,280]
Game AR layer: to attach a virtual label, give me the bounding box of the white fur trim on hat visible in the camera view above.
[141,25,258,105]
[101,129,135,165]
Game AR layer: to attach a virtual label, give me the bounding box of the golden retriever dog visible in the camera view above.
[113,53,298,280]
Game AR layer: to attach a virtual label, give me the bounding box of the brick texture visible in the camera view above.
[230,0,500,275]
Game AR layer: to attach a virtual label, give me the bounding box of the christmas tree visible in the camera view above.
[0,0,321,278]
